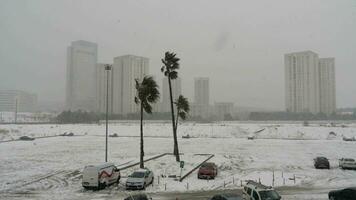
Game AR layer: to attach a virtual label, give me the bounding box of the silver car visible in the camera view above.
[126,169,154,190]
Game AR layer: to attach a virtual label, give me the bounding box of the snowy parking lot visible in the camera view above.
[1,122,356,200]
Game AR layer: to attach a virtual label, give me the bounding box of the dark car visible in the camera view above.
[124,194,152,200]
[19,136,35,141]
[211,193,243,200]
[329,187,356,200]
[198,162,218,179]
[314,157,330,169]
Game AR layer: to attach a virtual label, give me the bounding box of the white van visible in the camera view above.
[82,163,121,189]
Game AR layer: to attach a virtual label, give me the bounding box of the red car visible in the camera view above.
[198,162,218,179]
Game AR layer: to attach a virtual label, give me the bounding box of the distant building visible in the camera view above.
[0,90,37,112]
[66,40,97,111]
[285,51,320,114]
[112,55,149,115]
[194,77,209,105]
[214,102,234,120]
[285,51,336,115]
[96,63,113,114]
[319,58,336,115]
[161,77,181,112]
[191,77,210,118]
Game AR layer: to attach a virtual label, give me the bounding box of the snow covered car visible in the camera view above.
[243,180,281,200]
[82,163,120,189]
[124,194,152,200]
[198,162,218,179]
[314,157,330,169]
[211,193,243,200]
[126,169,154,190]
[329,187,356,200]
[339,158,356,169]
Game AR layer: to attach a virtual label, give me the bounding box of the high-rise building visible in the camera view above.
[161,77,181,112]
[285,51,321,114]
[214,102,234,120]
[0,90,37,112]
[319,58,336,115]
[112,55,149,115]
[192,77,210,118]
[96,63,113,114]
[66,40,97,111]
[194,77,209,105]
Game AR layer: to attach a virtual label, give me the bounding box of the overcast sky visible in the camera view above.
[0,0,355,110]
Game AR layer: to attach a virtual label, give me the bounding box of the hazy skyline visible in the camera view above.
[1,0,356,110]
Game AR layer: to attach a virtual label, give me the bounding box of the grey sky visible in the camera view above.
[0,0,355,110]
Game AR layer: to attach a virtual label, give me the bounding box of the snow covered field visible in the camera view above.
[1,122,356,200]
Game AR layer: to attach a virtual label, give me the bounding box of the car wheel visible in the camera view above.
[329,196,335,200]
[151,177,154,184]
[116,177,120,184]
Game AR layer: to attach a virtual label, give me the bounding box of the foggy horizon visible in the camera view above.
[1,0,356,110]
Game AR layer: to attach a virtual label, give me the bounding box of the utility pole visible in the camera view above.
[14,98,18,124]
[105,64,112,162]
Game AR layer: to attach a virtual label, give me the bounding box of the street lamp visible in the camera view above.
[105,64,112,162]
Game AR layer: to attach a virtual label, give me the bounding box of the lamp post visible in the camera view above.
[105,64,112,162]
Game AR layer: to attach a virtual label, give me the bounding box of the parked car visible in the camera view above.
[211,193,243,200]
[339,158,356,170]
[314,157,330,169]
[124,194,152,200]
[198,162,218,179]
[329,187,356,200]
[243,180,281,200]
[19,136,35,141]
[82,163,120,189]
[126,168,154,190]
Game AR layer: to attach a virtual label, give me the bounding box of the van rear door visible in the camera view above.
[82,166,99,187]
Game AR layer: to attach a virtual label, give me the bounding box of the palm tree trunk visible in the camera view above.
[140,103,144,168]
[175,109,179,132]
[168,77,180,162]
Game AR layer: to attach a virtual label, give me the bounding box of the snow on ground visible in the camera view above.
[1,122,356,200]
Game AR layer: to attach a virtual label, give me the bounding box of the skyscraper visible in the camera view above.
[319,58,336,115]
[285,51,336,115]
[192,77,210,118]
[112,55,149,115]
[161,77,181,112]
[285,51,320,114]
[66,40,97,111]
[194,77,209,105]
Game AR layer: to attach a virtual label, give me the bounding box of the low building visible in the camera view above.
[0,90,38,113]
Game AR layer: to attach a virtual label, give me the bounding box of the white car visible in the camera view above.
[243,180,281,200]
[126,169,154,190]
[339,158,356,169]
[82,163,121,189]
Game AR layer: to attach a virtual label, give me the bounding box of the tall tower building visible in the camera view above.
[96,63,113,114]
[161,77,181,112]
[319,58,336,115]
[112,55,149,115]
[66,40,97,111]
[285,51,320,114]
[194,77,209,105]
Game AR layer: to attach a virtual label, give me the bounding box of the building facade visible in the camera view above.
[192,77,210,118]
[214,102,234,120]
[66,40,97,111]
[161,77,181,112]
[112,55,149,115]
[285,51,321,114]
[319,58,336,115]
[285,51,336,115]
[0,90,37,112]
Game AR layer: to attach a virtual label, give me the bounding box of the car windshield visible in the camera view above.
[130,172,145,178]
[259,191,280,200]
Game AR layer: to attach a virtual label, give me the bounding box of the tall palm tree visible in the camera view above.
[134,76,160,168]
[174,95,190,130]
[161,51,181,162]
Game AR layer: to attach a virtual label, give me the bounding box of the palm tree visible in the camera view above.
[161,51,181,162]
[174,95,190,131]
[134,76,160,168]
